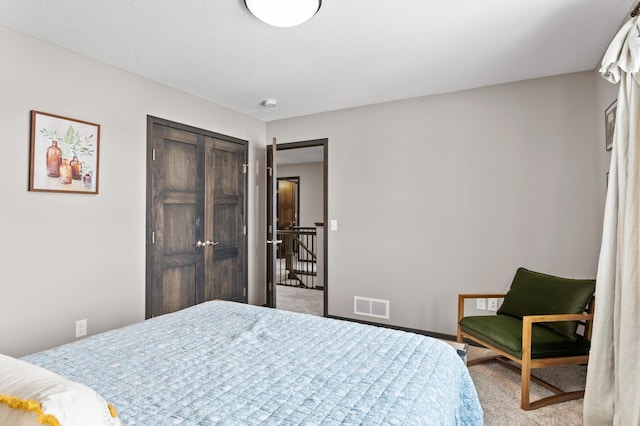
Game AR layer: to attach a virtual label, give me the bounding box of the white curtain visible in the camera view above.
[584,15,640,426]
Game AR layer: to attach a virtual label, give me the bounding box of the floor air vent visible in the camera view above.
[354,296,389,319]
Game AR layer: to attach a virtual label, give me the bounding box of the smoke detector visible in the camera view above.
[262,99,278,107]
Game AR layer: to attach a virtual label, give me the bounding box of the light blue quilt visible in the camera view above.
[24,301,483,425]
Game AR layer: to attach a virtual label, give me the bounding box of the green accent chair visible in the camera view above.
[457,267,595,410]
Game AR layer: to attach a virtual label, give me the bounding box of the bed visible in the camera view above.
[13,301,482,425]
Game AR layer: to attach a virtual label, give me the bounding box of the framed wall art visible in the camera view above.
[605,99,617,151]
[29,111,100,194]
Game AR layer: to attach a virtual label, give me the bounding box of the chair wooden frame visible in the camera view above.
[457,293,594,410]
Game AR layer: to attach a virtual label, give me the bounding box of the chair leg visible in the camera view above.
[521,357,531,409]
[521,317,533,409]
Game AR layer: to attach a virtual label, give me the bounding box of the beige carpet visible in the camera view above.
[276,284,323,317]
[467,345,586,425]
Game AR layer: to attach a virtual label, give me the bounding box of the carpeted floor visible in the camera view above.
[276,284,324,317]
[467,345,585,425]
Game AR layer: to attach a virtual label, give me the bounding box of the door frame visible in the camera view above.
[267,138,328,316]
[146,115,249,319]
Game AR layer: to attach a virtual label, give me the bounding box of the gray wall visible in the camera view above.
[0,26,266,357]
[277,162,324,226]
[267,72,601,335]
[0,24,612,356]
[594,72,619,240]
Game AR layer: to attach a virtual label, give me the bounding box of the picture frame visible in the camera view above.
[605,99,617,151]
[29,111,100,194]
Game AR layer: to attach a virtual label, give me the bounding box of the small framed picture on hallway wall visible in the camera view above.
[29,111,100,194]
[605,99,617,151]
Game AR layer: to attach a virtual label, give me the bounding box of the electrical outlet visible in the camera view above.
[75,319,87,338]
[487,298,498,312]
[476,298,487,310]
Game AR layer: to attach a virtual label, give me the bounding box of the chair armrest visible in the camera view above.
[521,313,595,361]
[459,293,508,299]
[523,313,594,325]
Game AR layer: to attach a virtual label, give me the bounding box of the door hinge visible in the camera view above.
[267,166,273,177]
[243,225,247,235]
[268,282,272,291]
[243,288,247,297]
[151,231,155,244]
[268,224,272,233]
[152,148,156,161]
[242,163,248,174]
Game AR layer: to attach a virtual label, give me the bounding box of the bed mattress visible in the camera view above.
[24,301,482,425]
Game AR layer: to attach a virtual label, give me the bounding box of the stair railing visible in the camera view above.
[276,227,317,288]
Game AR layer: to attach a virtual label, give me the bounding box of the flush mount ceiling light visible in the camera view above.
[244,0,321,28]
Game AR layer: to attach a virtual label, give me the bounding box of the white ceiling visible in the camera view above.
[0,0,635,122]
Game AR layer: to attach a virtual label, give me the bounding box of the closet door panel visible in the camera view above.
[204,136,246,303]
[148,122,204,317]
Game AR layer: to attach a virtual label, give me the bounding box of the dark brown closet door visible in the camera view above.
[146,117,247,318]
[147,123,204,317]
[204,136,246,302]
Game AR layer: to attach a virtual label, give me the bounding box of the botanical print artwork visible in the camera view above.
[30,111,100,194]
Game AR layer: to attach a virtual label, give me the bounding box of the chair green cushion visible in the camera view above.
[497,267,595,341]
[459,315,591,359]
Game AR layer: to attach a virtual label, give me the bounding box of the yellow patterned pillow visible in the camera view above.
[0,353,121,426]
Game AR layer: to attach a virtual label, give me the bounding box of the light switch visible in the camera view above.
[330,220,338,231]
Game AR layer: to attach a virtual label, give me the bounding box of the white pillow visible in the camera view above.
[0,353,121,426]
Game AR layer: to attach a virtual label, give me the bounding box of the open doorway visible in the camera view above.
[267,139,327,317]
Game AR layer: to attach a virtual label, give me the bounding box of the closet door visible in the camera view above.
[147,123,204,317]
[146,117,247,318]
[204,136,247,302]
